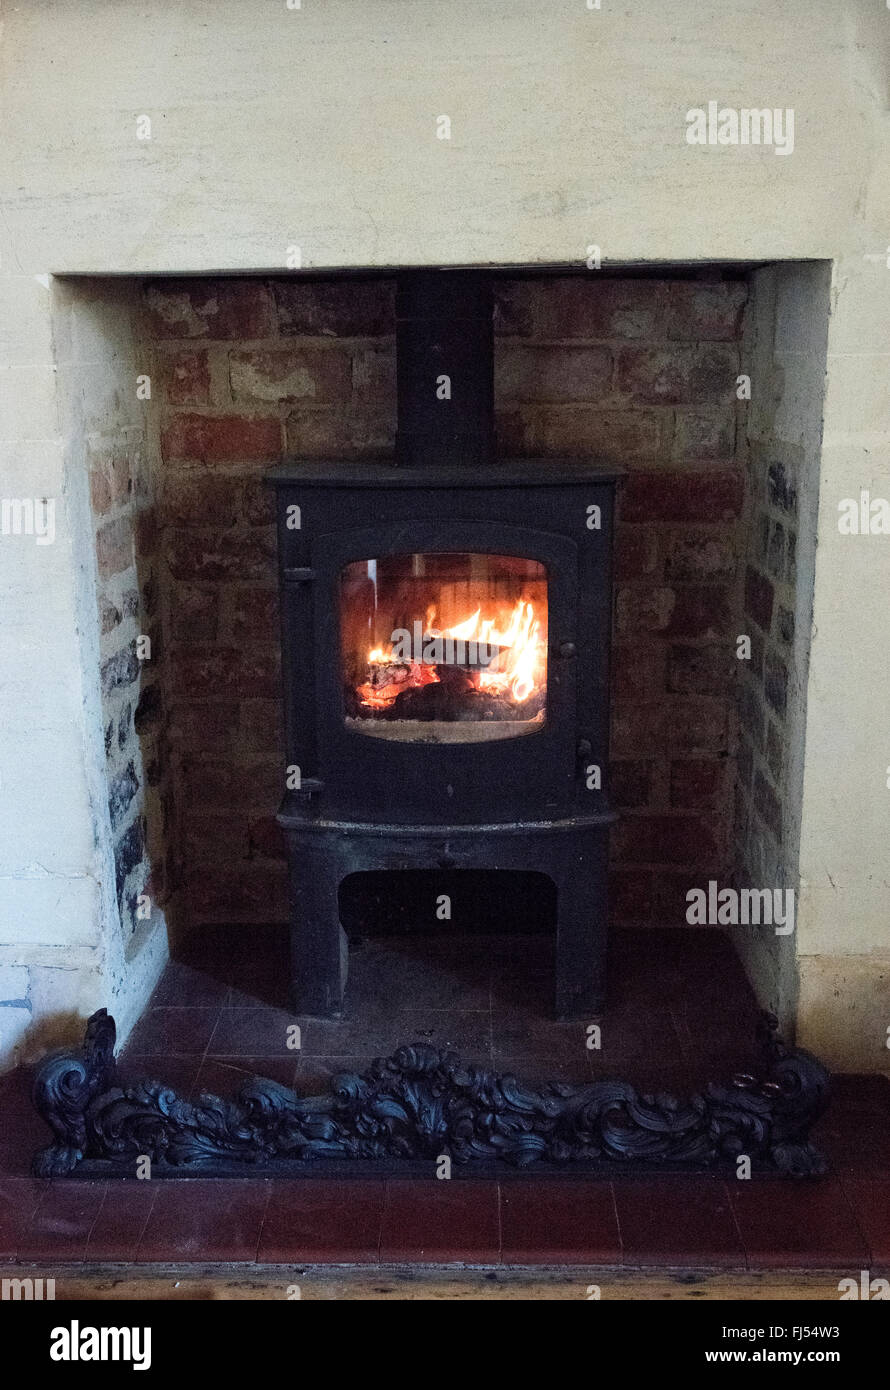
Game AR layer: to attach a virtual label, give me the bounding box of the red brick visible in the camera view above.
[273,279,395,337]
[284,407,394,458]
[670,759,726,809]
[617,345,738,405]
[165,528,276,583]
[96,516,133,578]
[161,412,282,464]
[614,526,659,580]
[230,347,352,404]
[608,868,653,922]
[611,645,666,699]
[668,587,732,639]
[134,507,158,558]
[99,594,122,635]
[167,701,241,746]
[610,760,653,809]
[185,863,288,922]
[672,408,736,461]
[667,643,735,694]
[161,474,243,528]
[665,281,747,341]
[664,530,736,581]
[611,699,727,756]
[616,586,677,636]
[744,564,774,631]
[652,871,730,925]
[248,815,286,860]
[617,585,731,640]
[161,349,211,405]
[228,587,279,645]
[88,446,131,515]
[169,585,220,643]
[184,814,249,862]
[495,346,612,403]
[144,280,276,340]
[496,279,665,340]
[611,814,720,867]
[243,481,275,526]
[238,700,284,759]
[352,346,397,399]
[181,758,281,809]
[171,648,280,700]
[621,470,744,523]
[529,407,664,460]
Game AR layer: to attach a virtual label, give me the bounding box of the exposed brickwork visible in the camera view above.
[734,443,802,898]
[90,420,161,934]
[134,274,748,931]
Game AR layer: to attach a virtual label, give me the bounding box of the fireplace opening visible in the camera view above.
[68,263,831,1051]
[341,551,548,741]
[338,870,556,937]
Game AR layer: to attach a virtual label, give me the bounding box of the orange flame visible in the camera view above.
[360,595,544,708]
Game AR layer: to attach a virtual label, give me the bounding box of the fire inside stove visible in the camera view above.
[340,553,548,742]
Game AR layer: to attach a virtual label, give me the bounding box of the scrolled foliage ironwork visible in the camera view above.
[31,1010,829,1178]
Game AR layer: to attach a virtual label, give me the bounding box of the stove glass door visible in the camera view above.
[340,552,548,743]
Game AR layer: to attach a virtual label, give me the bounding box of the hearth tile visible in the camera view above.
[258,1181,384,1263]
[118,1055,203,1100]
[831,1074,890,1118]
[841,1179,890,1265]
[501,1181,620,1264]
[381,1179,499,1263]
[812,1111,890,1179]
[397,1011,493,1060]
[150,959,231,1008]
[0,1099,52,1176]
[207,1006,304,1057]
[293,1055,371,1093]
[19,1180,106,1261]
[0,1179,46,1259]
[492,1053,593,1086]
[194,1055,300,1097]
[614,1179,744,1268]
[584,1001,686,1068]
[85,1182,158,1262]
[491,1007,590,1060]
[489,970,553,1016]
[0,1064,35,1114]
[182,926,290,1008]
[137,1180,270,1262]
[298,1014,407,1059]
[346,944,491,1012]
[588,1059,695,1096]
[126,1006,220,1056]
[226,970,292,1010]
[730,1179,869,1268]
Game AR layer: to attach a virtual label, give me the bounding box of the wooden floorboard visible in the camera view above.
[2,1262,862,1300]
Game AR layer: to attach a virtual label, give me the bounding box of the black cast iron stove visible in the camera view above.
[267,271,620,1020]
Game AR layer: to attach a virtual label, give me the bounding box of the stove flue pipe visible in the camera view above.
[395,269,495,468]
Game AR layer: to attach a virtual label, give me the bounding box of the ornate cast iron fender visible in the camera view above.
[30,1009,830,1179]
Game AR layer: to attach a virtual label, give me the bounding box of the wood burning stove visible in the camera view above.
[267,271,620,1020]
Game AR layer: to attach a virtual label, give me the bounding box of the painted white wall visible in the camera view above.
[0,0,888,1067]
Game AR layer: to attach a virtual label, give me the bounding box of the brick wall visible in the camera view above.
[91,377,164,935]
[141,274,747,932]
